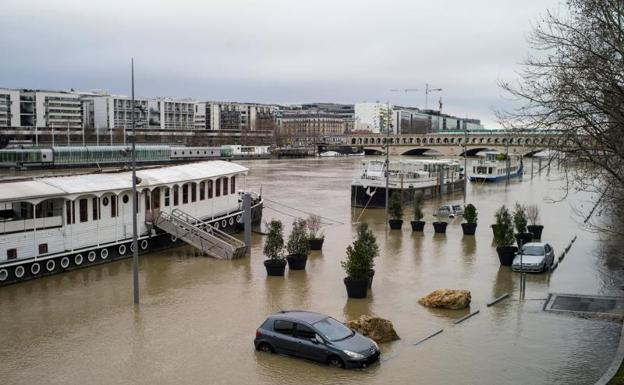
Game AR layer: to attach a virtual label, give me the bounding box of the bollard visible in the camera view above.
[243,193,252,257]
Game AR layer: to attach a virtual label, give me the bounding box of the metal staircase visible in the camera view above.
[154,209,247,259]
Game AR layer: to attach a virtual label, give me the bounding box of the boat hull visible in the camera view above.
[0,200,263,286]
[469,166,523,182]
[351,180,464,208]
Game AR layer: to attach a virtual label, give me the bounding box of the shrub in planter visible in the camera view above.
[526,204,544,239]
[461,203,478,235]
[410,192,425,232]
[263,219,286,276]
[388,191,404,230]
[432,210,448,234]
[306,214,325,250]
[513,203,533,247]
[493,205,517,265]
[341,223,379,297]
[286,218,310,270]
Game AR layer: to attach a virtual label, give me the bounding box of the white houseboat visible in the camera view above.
[0,161,262,286]
[469,151,523,182]
[351,159,463,208]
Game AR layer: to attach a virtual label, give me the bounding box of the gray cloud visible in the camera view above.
[1,0,563,127]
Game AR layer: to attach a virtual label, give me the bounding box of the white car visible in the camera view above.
[436,204,464,218]
[512,242,555,272]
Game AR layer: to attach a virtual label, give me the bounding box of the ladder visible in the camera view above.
[154,209,247,260]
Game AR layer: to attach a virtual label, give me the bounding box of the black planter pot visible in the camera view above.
[264,259,287,276]
[496,246,518,266]
[410,221,425,232]
[527,225,544,240]
[461,223,477,235]
[389,219,403,230]
[367,269,375,289]
[433,222,448,233]
[308,237,324,250]
[286,254,308,270]
[515,232,533,248]
[344,277,369,298]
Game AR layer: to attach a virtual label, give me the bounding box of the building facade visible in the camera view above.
[0,89,20,128]
[354,102,393,133]
[277,103,354,143]
[148,98,195,130]
[81,92,148,133]
[194,102,277,132]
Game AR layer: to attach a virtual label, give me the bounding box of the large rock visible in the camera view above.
[418,289,471,310]
[345,315,400,343]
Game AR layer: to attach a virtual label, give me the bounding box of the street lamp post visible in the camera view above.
[131,58,139,305]
[464,128,468,203]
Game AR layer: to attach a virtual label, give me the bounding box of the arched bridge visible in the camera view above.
[347,131,559,156]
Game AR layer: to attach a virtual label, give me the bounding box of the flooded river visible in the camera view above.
[0,157,621,385]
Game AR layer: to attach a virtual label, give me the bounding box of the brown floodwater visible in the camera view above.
[0,157,621,385]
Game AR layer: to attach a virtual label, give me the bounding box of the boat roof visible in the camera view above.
[0,161,248,203]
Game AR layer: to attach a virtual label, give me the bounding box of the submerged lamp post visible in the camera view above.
[131,58,139,305]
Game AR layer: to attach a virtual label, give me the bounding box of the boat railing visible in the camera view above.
[170,209,243,246]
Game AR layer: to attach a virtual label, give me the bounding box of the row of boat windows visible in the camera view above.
[64,177,236,224]
[473,166,515,175]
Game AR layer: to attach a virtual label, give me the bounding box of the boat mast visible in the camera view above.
[131,58,140,305]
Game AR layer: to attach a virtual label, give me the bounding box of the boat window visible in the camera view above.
[145,192,151,210]
[223,177,229,196]
[111,195,117,218]
[231,176,236,193]
[164,188,170,207]
[199,182,205,200]
[191,183,197,202]
[488,167,493,174]
[92,197,99,220]
[182,184,189,204]
[173,186,179,206]
[208,180,213,199]
[215,179,221,197]
[79,199,88,223]
[122,195,129,204]
[102,197,109,206]
[7,248,17,260]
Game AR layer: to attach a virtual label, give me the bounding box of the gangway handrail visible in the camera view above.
[170,209,245,247]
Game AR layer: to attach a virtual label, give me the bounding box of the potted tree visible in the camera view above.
[388,191,403,230]
[410,192,425,232]
[341,222,379,298]
[286,218,310,270]
[432,209,448,234]
[306,214,325,250]
[526,204,544,239]
[513,203,533,247]
[494,205,517,265]
[461,203,478,235]
[263,219,286,276]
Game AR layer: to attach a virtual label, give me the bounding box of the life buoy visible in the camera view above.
[75,254,83,265]
[61,257,70,268]
[46,260,55,272]
[118,244,127,255]
[14,266,25,278]
[236,215,242,223]
[140,239,148,250]
[130,242,135,253]
[221,219,227,228]
[31,263,41,275]
[0,269,7,281]
[213,221,220,229]
[88,251,97,262]
[100,248,109,260]
[229,217,234,225]
[171,234,178,242]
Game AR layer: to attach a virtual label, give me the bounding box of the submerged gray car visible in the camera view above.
[254,310,380,369]
[512,242,555,272]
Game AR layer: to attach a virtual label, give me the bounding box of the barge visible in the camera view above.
[351,159,464,208]
[469,151,523,182]
[0,161,262,286]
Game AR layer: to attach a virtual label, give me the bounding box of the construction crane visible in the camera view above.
[390,83,443,110]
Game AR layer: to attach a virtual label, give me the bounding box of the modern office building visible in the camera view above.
[0,89,20,128]
[354,102,393,133]
[81,92,148,133]
[148,98,195,130]
[194,102,277,131]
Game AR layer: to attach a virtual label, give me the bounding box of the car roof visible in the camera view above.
[269,310,328,324]
[523,242,547,247]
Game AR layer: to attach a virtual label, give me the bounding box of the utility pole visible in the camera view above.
[505,130,511,184]
[131,58,140,305]
[463,128,468,203]
[384,102,390,229]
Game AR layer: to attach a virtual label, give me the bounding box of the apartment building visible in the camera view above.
[194,102,277,131]
[0,89,20,128]
[277,103,354,141]
[148,98,195,130]
[81,92,148,132]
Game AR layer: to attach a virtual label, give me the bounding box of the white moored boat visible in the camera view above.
[469,151,523,182]
[351,159,464,208]
[0,161,263,286]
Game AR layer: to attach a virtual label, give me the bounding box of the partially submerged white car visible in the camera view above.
[436,204,464,218]
[512,242,555,273]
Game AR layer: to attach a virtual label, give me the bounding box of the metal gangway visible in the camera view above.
[154,209,247,260]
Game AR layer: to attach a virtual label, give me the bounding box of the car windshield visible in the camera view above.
[452,205,461,210]
[521,245,544,256]
[313,317,353,342]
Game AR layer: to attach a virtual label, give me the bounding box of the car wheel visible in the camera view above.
[327,355,345,368]
[257,343,274,353]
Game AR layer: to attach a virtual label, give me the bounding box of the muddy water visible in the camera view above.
[0,157,621,385]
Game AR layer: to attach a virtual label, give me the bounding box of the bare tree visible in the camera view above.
[499,0,624,234]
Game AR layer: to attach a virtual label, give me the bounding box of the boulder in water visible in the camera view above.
[345,315,400,343]
[418,289,471,310]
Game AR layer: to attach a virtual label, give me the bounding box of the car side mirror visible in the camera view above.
[313,335,323,344]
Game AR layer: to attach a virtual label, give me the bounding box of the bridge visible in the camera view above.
[346,130,558,156]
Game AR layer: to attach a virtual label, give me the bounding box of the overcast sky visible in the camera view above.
[2,0,563,127]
